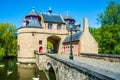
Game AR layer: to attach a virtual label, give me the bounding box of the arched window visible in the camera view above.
[39,47,43,53]
[48,23,52,29]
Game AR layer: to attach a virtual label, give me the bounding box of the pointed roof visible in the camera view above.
[27,7,39,16]
[64,11,75,21]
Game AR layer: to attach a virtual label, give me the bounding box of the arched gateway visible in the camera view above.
[17,7,98,63]
[47,36,61,53]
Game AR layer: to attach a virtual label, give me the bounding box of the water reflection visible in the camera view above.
[0,59,38,80]
[0,59,19,80]
[18,63,36,80]
[0,59,56,80]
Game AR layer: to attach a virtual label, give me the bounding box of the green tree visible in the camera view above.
[96,1,120,54]
[0,23,17,57]
[47,41,54,52]
[97,1,120,25]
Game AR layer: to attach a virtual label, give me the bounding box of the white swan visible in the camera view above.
[32,75,39,80]
[28,63,31,66]
[16,62,20,65]
[7,70,13,75]
[0,64,5,67]
[32,77,39,80]
[28,63,32,68]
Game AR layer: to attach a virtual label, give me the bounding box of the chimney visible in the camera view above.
[83,17,89,32]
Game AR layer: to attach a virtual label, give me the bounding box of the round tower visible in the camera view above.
[17,7,42,63]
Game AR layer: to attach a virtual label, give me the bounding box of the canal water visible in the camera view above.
[0,58,56,80]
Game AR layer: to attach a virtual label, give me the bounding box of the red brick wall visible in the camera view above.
[63,41,79,56]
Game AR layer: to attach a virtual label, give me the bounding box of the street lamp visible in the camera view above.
[69,23,73,60]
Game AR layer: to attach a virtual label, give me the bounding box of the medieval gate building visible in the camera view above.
[17,7,98,63]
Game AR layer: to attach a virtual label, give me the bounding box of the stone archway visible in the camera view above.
[46,62,56,80]
[47,36,61,53]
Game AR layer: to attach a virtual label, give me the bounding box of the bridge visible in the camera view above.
[35,53,120,80]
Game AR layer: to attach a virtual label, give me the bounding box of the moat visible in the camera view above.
[0,58,56,80]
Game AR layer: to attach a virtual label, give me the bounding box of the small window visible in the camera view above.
[32,16,38,20]
[48,23,52,29]
[27,17,31,20]
[57,24,61,30]
[65,20,70,24]
[68,46,70,49]
[39,40,42,45]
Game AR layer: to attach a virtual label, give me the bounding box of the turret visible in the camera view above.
[64,12,75,24]
[25,7,41,21]
[22,7,41,28]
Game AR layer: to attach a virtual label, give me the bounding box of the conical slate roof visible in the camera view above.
[26,19,42,28]
[64,12,75,21]
[64,14,73,20]
[27,7,39,16]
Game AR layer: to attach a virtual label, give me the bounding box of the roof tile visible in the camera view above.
[63,32,82,43]
[42,13,65,23]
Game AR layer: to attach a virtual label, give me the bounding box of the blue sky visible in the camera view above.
[0,0,120,29]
